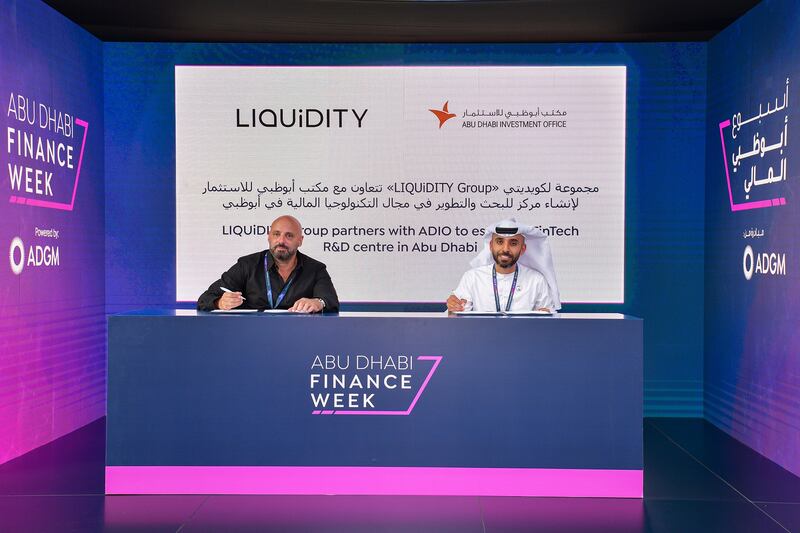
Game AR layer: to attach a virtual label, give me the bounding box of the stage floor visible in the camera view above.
[1,418,798,532]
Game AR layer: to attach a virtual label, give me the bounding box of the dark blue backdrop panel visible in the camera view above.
[107,311,642,470]
[103,43,705,416]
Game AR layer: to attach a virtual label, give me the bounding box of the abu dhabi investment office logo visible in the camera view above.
[308,354,442,416]
[429,101,457,129]
[428,99,566,130]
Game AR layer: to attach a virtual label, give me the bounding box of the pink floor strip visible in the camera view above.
[106,466,643,498]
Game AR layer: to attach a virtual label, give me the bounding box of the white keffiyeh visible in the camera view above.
[469,218,561,310]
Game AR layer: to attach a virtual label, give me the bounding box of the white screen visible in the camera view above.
[176,66,626,303]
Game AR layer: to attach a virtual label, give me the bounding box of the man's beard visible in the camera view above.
[272,245,295,261]
[492,251,518,268]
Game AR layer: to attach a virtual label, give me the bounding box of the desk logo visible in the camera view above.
[308,354,442,416]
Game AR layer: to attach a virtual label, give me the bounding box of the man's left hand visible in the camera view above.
[289,298,324,313]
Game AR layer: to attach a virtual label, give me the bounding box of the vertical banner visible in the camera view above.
[0,0,104,464]
[706,0,800,477]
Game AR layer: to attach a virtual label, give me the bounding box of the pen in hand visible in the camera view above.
[220,287,245,301]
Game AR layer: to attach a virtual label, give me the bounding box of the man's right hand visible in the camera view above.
[217,291,245,310]
[446,294,467,312]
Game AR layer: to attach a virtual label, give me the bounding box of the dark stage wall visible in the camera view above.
[103,41,707,417]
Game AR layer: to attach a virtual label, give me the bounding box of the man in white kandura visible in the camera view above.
[446,218,561,313]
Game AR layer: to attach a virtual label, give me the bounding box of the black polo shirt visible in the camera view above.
[197,249,339,312]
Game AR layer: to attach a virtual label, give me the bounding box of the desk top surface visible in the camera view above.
[112,309,639,320]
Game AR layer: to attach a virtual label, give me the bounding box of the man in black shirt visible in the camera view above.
[197,215,339,312]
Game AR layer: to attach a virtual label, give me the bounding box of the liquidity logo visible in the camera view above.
[428,101,456,129]
[236,107,368,128]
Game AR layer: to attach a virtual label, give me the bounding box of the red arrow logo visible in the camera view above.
[429,101,456,129]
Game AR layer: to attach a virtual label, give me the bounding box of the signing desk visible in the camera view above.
[106,311,642,497]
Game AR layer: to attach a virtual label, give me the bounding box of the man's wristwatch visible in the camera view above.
[316,298,326,309]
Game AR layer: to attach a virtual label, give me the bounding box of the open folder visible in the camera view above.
[453,310,553,316]
[210,308,293,314]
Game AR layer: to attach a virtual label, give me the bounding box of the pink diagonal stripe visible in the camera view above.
[731,199,782,211]
[719,120,735,210]
[70,118,89,210]
[720,119,787,212]
[7,119,89,211]
[331,355,442,416]
[22,198,75,210]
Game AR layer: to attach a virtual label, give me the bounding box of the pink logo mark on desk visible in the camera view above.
[311,355,442,416]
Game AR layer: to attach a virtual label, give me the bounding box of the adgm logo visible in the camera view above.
[8,236,61,275]
[743,245,786,280]
[9,237,24,275]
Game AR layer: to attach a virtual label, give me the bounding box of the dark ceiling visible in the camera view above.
[43,0,761,43]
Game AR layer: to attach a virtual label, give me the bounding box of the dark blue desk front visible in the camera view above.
[107,311,642,497]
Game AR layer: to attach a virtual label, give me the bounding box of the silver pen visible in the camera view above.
[220,287,246,300]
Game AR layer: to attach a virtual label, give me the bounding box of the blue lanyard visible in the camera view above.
[492,266,519,312]
[264,255,297,309]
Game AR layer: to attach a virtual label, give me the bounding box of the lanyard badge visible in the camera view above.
[264,255,297,309]
[492,266,519,312]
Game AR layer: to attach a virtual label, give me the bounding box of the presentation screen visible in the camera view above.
[176,66,626,303]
